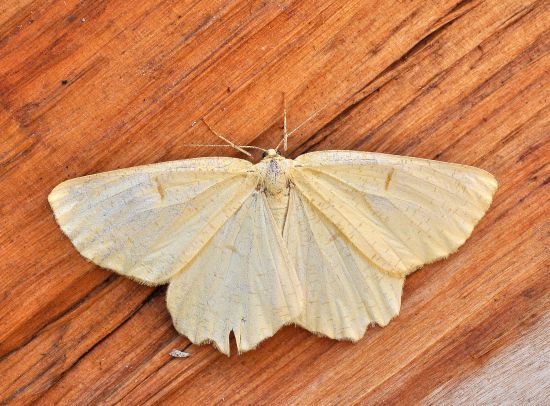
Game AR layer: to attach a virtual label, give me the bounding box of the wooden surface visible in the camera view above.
[0,0,548,404]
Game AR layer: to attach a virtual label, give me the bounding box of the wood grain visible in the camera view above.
[0,0,548,404]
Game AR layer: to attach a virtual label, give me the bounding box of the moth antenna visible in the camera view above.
[185,143,238,149]
[184,142,258,157]
[275,99,329,152]
[240,145,268,152]
[187,120,268,156]
[283,93,288,151]
[286,104,326,137]
[275,93,289,152]
[201,119,252,157]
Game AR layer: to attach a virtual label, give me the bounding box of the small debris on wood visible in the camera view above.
[170,349,191,358]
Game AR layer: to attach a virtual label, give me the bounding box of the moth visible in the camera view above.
[48,114,497,355]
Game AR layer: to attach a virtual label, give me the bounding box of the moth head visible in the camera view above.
[262,149,280,159]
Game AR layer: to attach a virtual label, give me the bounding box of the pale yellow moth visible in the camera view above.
[48,114,497,356]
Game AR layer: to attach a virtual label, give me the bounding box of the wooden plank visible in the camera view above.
[0,0,548,404]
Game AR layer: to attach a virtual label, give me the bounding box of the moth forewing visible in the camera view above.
[291,150,498,277]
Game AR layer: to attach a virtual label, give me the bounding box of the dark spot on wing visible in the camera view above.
[154,176,165,200]
[385,168,395,190]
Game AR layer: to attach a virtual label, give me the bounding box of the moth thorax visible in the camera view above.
[261,159,290,196]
